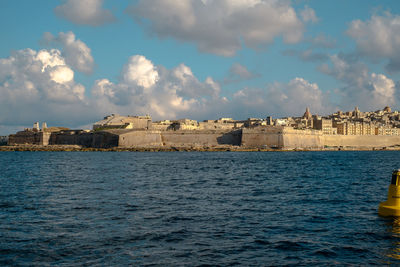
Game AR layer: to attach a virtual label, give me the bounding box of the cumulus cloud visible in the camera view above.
[370,73,396,106]
[0,48,93,130]
[92,55,333,120]
[319,54,397,110]
[55,0,115,26]
[347,13,400,72]
[92,55,222,119]
[42,31,94,74]
[232,77,332,117]
[0,47,335,133]
[121,55,159,88]
[126,0,310,56]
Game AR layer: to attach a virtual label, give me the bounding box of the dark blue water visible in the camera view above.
[1,151,400,266]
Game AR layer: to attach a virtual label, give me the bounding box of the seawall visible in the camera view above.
[322,135,400,148]
[8,127,400,150]
[116,129,242,148]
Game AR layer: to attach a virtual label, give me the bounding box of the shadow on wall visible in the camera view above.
[0,136,8,146]
[216,130,242,146]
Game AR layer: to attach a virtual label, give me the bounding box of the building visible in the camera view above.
[266,116,273,125]
[170,119,199,130]
[313,118,334,135]
[93,114,152,130]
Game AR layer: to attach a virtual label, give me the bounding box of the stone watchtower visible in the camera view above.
[42,122,47,131]
[33,122,40,132]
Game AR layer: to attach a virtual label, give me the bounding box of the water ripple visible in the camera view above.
[1,151,400,265]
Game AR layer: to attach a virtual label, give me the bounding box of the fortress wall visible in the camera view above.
[40,132,51,146]
[118,130,162,147]
[242,127,324,149]
[9,131,41,145]
[322,135,400,148]
[241,127,283,148]
[282,128,323,149]
[50,132,95,147]
[92,132,119,148]
[152,124,170,131]
[161,130,241,147]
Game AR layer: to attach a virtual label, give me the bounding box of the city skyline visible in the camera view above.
[1,0,400,135]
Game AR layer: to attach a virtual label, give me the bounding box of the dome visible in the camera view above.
[302,107,312,120]
[383,106,392,113]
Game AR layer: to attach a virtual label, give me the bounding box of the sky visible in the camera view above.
[1,0,400,134]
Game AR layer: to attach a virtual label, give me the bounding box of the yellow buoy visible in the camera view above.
[379,170,400,216]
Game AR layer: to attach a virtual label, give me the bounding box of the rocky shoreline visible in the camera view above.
[1,144,399,152]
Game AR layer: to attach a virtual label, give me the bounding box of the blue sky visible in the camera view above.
[1,0,400,134]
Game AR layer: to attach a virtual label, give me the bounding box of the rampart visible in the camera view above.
[8,131,51,146]
[8,126,400,150]
[241,126,400,149]
[161,130,241,147]
[116,129,242,148]
[118,130,162,147]
[322,135,400,149]
[281,127,323,149]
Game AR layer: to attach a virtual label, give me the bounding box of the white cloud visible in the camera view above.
[301,6,318,23]
[122,55,159,88]
[92,55,333,120]
[232,77,332,117]
[0,47,335,133]
[230,63,254,79]
[319,54,397,110]
[126,0,309,56]
[224,63,258,84]
[42,31,94,74]
[347,13,400,72]
[370,73,396,106]
[49,65,74,84]
[92,55,222,119]
[55,0,115,26]
[0,48,92,129]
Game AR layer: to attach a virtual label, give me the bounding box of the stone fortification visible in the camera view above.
[9,126,400,150]
[0,136,8,145]
[93,114,152,130]
[8,107,400,150]
[52,130,119,148]
[9,129,119,148]
[8,131,51,146]
[241,126,400,150]
[241,126,322,149]
[111,129,241,148]
[160,129,241,147]
[281,127,323,149]
[322,135,400,149]
[241,126,284,148]
[118,130,162,147]
[50,130,96,147]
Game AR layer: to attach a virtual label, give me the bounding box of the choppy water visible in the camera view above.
[1,151,400,266]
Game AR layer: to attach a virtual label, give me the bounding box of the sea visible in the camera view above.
[1,151,400,266]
